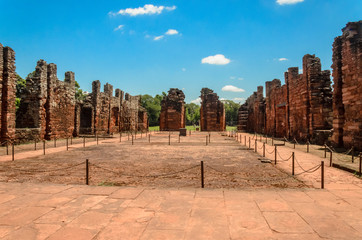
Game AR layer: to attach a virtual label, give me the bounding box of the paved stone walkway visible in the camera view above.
[0,182,361,239]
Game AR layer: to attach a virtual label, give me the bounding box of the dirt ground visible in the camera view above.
[0,132,307,189]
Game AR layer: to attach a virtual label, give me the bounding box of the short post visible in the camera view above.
[201,161,204,188]
[321,161,324,189]
[86,159,89,185]
[293,139,296,149]
[292,152,295,175]
[6,143,9,155]
[330,151,333,167]
[307,141,309,153]
[272,137,274,146]
[128,132,130,141]
[132,135,134,145]
[34,140,37,151]
[178,134,180,143]
[274,146,277,165]
[120,133,122,142]
[244,136,246,146]
[141,132,142,138]
[83,137,85,148]
[324,144,327,158]
[266,136,268,144]
[54,138,56,148]
[209,133,211,143]
[66,138,69,151]
[352,147,354,163]
[70,137,73,145]
[263,143,265,157]
[12,144,14,161]
[359,154,362,176]
[248,137,250,149]
[206,136,208,146]
[43,140,45,155]
[97,135,99,145]
[255,140,257,152]
[169,133,171,145]
[148,134,150,143]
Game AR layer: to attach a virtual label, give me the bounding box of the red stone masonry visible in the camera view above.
[160,88,186,131]
[0,44,16,142]
[200,88,225,131]
[16,60,75,140]
[332,21,362,150]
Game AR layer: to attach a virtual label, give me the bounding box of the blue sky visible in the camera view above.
[0,0,361,104]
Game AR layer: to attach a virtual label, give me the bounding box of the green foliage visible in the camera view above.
[223,100,240,126]
[75,81,86,101]
[15,74,26,111]
[185,103,200,125]
[141,94,162,126]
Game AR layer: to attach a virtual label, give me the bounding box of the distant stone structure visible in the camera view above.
[200,88,225,131]
[159,88,185,131]
[238,54,333,143]
[75,81,148,136]
[16,60,75,140]
[0,44,16,143]
[332,21,362,150]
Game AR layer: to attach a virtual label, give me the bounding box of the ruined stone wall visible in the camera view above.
[160,88,185,131]
[237,104,248,132]
[0,43,16,142]
[332,21,362,150]
[242,86,265,134]
[200,88,225,131]
[16,60,75,140]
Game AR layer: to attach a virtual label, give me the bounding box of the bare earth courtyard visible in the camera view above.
[0,132,361,239]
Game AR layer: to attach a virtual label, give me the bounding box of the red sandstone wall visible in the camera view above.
[160,88,185,131]
[332,21,362,150]
[200,88,225,131]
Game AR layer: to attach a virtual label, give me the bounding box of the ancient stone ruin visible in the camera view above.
[332,21,362,150]
[75,81,148,136]
[159,88,186,131]
[16,60,76,140]
[0,46,148,143]
[200,88,225,131]
[238,54,333,143]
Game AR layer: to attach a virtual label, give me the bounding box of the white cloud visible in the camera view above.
[154,35,164,41]
[190,97,201,105]
[182,68,186,72]
[165,29,179,35]
[112,4,176,16]
[279,58,288,61]
[220,98,227,101]
[221,85,245,93]
[238,77,244,80]
[230,76,235,80]
[114,25,124,31]
[201,54,230,65]
[299,69,303,74]
[276,0,304,5]
[233,97,246,102]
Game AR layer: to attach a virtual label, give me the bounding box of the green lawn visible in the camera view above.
[148,125,237,131]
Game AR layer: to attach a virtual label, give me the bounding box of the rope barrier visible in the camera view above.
[0,162,84,173]
[265,147,275,154]
[91,163,199,178]
[277,151,293,162]
[294,156,321,173]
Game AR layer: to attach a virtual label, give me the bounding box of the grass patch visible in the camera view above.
[149,125,236,131]
[226,126,237,131]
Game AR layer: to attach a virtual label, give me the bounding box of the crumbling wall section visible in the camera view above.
[16,60,75,140]
[0,44,16,142]
[160,88,185,131]
[200,88,225,131]
[332,21,362,150]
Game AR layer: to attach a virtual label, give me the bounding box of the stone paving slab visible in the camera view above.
[0,182,360,239]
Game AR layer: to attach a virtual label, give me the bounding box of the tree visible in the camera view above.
[15,74,26,111]
[222,100,240,126]
[185,103,200,125]
[75,81,86,101]
[141,94,162,126]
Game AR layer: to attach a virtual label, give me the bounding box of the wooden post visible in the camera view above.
[352,147,354,163]
[66,138,69,151]
[12,144,14,161]
[201,161,204,188]
[359,154,362,176]
[83,137,85,148]
[169,133,171,145]
[307,141,309,153]
[263,143,265,157]
[209,133,211,143]
[54,138,56,147]
[330,151,333,167]
[97,135,99,145]
[272,137,274,146]
[244,136,246,146]
[248,137,250,149]
[324,144,327,158]
[70,137,73,145]
[255,140,257,152]
[321,161,324,189]
[6,143,9,155]
[294,140,296,149]
[86,159,89,185]
[128,132,130,141]
[292,152,295,175]
[274,146,277,165]
[206,136,208,146]
[178,134,180,143]
[120,133,122,142]
[43,140,45,155]
[132,135,134,145]
[149,134,150,143]
[34,140,37,151]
